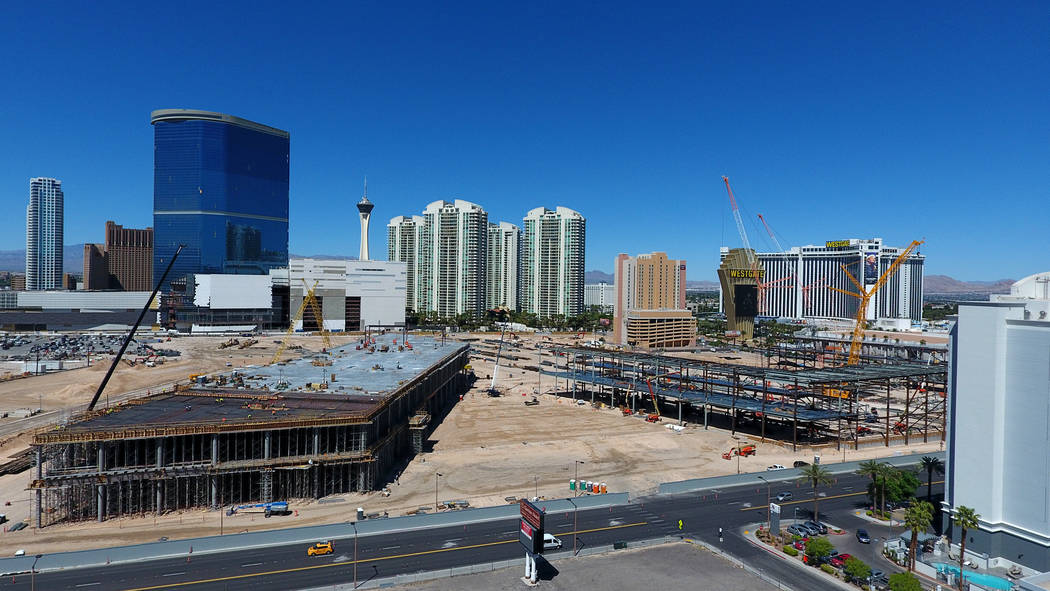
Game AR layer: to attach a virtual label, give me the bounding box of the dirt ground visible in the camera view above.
[0,331,944,556]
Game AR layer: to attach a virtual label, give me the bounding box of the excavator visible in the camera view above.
[722,444,757,460]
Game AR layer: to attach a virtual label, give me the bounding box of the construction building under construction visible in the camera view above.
[540,345,947,451]
[30,336,470,526]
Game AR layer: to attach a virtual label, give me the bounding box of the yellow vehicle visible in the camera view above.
[307,541,334,556]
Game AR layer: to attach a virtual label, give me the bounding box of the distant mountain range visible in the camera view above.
[0,249,1016,298]
[585,269,718,290]
[924,275,1015,295]
[0,244,86,274]
[587,270,1015,295]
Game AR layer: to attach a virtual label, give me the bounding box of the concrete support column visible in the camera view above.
[35,448,42,479]
[313,428,320,455]
[156,439,163,468]
[97,443,105,472]
[211,434,219,466]
[97,484,105,522]
[156,481,162,515]
[210,476,218,508]
[35,490,41,528]
[264,431,271,460]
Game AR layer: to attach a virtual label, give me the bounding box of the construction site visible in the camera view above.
[28,333,470,526]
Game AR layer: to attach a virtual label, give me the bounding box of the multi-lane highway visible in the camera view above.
[7,470,941,591]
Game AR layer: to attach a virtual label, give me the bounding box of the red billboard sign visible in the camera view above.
[519,499,543,529]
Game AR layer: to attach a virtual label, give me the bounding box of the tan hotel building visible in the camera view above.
[613,252,695,348]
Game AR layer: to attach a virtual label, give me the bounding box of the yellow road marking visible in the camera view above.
[120,521,648,591]
[743,480,946,511]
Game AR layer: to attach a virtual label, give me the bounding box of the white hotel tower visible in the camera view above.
[719,238,924,324]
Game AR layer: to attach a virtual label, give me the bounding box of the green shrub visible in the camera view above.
[820,564,837,575]
[783,545,799,556]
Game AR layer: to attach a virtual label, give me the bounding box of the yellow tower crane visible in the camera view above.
[828,240,924,365]
[271,280,332,365]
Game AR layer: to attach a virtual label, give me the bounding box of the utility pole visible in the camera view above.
[757,475,771,531]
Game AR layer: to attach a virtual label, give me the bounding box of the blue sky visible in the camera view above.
[1,1,1045,280]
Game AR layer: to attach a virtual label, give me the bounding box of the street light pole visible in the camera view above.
[534,476,538,500]
[31,554,41,591]
[351,521,358,589]
[567,497,578,556]
[757,475,771,531]
[434,472,442,511]
[574,460,585,498]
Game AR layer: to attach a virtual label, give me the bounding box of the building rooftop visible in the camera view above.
[37,336,467,442]
[150,109,290,139]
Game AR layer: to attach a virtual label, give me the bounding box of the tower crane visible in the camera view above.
[757,214,785,253]
[828,240,924,365]
[271,280,332,365]
[723,176,755,265]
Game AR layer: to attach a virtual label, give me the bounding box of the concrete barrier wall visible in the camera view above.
[0,492,630,575]
[657,451,945,495]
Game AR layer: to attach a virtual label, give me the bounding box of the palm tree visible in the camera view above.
[798,464,834,522]
[905,500,934,571]
[857,459,881,511]
[953,505,980,590]
[876,463,897,517]
[920,456,944,503]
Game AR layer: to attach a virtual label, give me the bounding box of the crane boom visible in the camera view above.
[723,176,755,264]
[844,240,924,365]
[757,214,784,253]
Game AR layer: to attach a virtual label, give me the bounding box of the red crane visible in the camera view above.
[757,214,784,253]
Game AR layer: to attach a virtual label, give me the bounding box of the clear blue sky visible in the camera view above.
[1,1,1045,281]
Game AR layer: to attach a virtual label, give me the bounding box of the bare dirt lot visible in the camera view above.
[0,332,942,556]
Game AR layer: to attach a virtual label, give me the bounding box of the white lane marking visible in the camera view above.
[75,584,101,588]
[241,562,262,567]
[162,572,186,577]
[442,541,458,548]
[382,545,401,550]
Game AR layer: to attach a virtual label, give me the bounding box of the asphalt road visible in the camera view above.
[5,472,943,591]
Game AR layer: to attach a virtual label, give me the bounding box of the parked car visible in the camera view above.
[870,569,885,580]
[856,528,871,543]
[793,537,809,550]
[766,464,786,471]
[793,460,809,468]
[799,522,822,536]
[829,553,852,568]
[804,520,828,534]
[775,492,793,502]
[785,524,808,537]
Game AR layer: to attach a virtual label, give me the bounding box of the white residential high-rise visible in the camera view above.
[389,200,487,317]
[520,206,585,318]
[357,179,373,261]
[486,222,520,311]
[388,215,425,312]
[26,177,64,291]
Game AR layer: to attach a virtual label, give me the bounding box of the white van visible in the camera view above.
[543,533,562,550]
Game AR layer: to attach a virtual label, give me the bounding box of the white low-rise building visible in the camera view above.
[945,271,1050,572]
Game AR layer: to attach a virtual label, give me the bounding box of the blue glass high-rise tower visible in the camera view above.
[151,109,289,291]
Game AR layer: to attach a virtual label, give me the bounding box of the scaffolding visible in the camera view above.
[31,344,471,527]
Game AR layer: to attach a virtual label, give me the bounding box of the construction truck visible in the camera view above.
[721,444,757,460]
[226,501,289,518]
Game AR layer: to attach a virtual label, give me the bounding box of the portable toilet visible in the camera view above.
[569,479,576,491]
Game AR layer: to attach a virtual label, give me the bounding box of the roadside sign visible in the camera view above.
[770,502,781,534]
[519,499,545,554]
